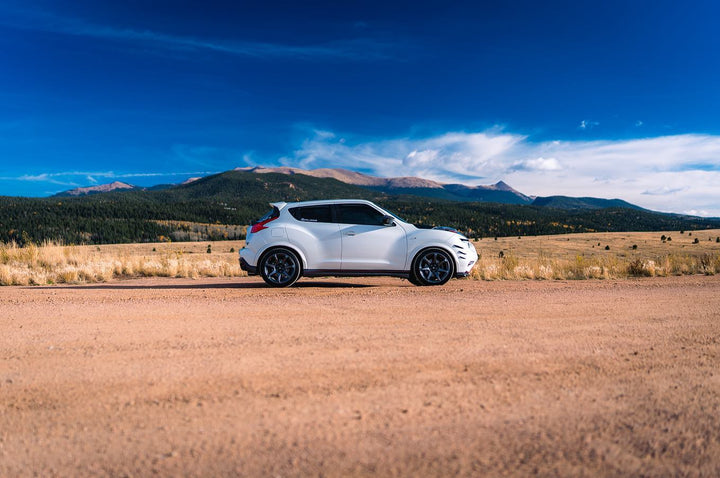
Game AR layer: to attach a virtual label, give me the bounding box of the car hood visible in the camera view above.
[404,223,468,242]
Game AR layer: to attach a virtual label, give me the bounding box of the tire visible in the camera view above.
[259,248,302,287]
[407,273,423,286]
[411,248,455,286]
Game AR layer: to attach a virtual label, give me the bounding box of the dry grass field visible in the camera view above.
[1,275,719,476]
[1,229,720,286]
[472,229,720,280]
[0,240,246,286]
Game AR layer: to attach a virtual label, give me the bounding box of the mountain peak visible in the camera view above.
[491,180,513,191]
[54,181,135,197]
[236,166,534,204]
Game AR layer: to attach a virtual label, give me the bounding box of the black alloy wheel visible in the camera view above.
[412,248,454,286]
[260,248,302,287]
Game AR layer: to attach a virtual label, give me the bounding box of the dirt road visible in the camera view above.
[2,276,719,477]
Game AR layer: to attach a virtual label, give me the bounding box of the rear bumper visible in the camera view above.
[239,257,257,275]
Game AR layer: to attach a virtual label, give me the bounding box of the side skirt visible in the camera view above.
[304,269,410,279]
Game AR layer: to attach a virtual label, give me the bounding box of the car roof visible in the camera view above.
[272,199,378,210]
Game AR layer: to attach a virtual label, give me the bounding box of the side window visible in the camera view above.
[289,205,332,223]
[336,204,386,226]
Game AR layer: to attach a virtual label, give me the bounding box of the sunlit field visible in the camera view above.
[0,240,246,286]
[2,230,720,286]
[471,229,720,280]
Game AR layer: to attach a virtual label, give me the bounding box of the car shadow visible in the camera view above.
[28,280,376,290]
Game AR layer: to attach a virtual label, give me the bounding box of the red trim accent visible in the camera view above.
[250,216,277,233]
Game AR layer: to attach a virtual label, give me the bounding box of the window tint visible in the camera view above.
[289,205,332,223]
[336,204,386,226]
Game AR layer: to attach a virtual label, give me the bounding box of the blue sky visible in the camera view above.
[1,0,719,215]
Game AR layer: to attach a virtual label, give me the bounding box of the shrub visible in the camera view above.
[206,245,212,254]
[699,254,716,275]
[605,245,610,250]
[500,253,518,279]
[632,244,638,250]
[628,258,652,277]
[693,238,700,244]
[661,235,667,241]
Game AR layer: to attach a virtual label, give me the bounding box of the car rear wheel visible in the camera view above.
[412,248,454,286]
[260,248,302,287]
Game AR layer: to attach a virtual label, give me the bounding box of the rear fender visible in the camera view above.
[257,243,308,270]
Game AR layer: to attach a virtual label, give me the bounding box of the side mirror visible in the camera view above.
[382,215,395,226]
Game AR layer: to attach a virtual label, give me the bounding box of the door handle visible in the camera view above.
[345,231,356,236]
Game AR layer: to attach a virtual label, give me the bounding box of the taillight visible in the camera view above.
[250,216,278,233]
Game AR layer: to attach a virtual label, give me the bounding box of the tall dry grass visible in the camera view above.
[469,229,720,280]
[0,240,246,286]
[470,251,720,280]
[2,231,720,285]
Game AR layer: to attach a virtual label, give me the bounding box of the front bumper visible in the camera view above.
[453,243,478,278]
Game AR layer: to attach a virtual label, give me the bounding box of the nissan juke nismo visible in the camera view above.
[239,199,478,287]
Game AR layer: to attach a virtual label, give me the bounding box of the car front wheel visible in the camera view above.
[411,248,454,286]
[260,248,302,287]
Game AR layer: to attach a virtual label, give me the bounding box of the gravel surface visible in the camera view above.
[2,275,719,477]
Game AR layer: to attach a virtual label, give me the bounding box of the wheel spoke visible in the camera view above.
[414,250,452,285]
[262,251,298,285]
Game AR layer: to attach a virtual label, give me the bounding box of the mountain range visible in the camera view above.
[4,167,719,245]
[53,166,638,210]
[55,181,135,197]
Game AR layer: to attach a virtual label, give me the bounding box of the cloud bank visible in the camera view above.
[1,170,217,190]
[280,129,720,217]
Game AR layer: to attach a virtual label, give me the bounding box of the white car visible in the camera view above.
[239,199,478,287]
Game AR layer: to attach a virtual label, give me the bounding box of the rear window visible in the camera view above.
[289,205,332,223]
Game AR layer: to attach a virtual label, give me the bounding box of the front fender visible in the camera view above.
[406,229,462,266]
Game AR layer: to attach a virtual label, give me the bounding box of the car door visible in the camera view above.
[287,205,341,270]
[336,203,407,271]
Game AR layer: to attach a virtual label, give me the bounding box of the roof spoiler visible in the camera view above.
[270,201,287,210]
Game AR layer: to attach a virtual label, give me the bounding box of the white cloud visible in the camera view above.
[579,120,599,130]
[512,157,562,172]
[281,128,720,216]
[642,186,687,196]
[2,170,218,185]
[685,209,711,217]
